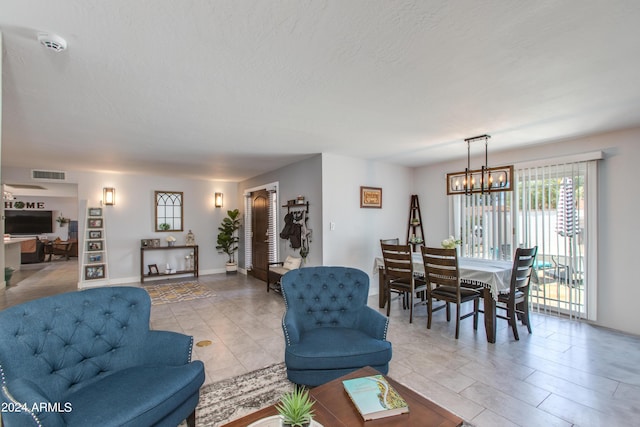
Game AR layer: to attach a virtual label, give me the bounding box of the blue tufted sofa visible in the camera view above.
[0,286,205,427]
[281,266,392,387]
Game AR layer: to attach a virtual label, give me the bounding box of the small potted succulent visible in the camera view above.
[275,387,315,427]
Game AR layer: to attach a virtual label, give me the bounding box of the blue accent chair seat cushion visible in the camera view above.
[0,286,205,427]
[282,266,392,387]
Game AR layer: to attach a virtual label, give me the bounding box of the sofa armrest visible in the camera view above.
[282,311,301,346]
[1,378,65,427]
[143,330,195,365]
[357,306,389,340]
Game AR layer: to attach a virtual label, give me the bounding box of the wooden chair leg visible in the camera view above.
[386,287,392,317]
[473,299,479,330]
[509,305,520,340]
[427,297,432,329]
[186,409,196,427]
[409,290,414,323]
[445,302,451,322]
[522,299,532,334]
[454,303,460,339]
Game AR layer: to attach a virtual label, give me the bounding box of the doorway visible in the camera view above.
[251,189,269,282]
[243,183,279,283]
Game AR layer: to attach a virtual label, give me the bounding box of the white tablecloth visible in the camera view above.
[375,254,513,300]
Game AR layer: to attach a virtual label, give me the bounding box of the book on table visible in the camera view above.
[342,374,409,420]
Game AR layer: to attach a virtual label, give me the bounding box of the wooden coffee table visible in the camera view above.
[221,366,463,427]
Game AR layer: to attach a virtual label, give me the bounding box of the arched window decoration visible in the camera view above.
[155,191,183,232]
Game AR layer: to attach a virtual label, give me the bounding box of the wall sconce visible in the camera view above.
[103,187,116,206]
[214,192,223,208]
[446,135,514,195]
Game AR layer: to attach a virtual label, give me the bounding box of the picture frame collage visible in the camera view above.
[84,207,106,280]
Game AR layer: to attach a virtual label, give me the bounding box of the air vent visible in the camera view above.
[31,170,66,181]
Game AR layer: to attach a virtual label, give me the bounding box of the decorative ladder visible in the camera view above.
[406,195,425,251]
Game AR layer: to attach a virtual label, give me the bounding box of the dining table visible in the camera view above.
[375,253,513,343]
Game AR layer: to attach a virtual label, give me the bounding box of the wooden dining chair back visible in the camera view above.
[497,246,538,340]
[380,238,400,245]
[380,243,425,323]
[421,246,481,339]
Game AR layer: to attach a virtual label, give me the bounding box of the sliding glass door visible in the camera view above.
[452,160,597,320]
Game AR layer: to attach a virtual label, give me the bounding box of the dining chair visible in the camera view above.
[496,246,538,340]
[421,246,481,339]
[380,243,426,323]
[379,238,406,308]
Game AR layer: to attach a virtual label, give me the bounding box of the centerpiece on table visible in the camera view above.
[441,235,461,249]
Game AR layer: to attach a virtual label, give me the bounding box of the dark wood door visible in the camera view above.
[251,189,269,282]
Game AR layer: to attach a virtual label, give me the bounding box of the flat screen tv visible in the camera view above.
[4,210,54,234]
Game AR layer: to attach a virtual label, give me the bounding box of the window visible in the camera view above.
[155,191,183,232]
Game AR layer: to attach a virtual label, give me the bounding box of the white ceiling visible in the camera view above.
[2,1,640,182]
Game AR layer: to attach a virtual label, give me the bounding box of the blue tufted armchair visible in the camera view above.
[281,266,392,387]
[0,286,205,427]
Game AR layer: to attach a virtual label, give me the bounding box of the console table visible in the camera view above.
[140,245,199,283]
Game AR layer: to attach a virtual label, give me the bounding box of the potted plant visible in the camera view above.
[275,387,315,427]
[216,209,241,273]
[56,214,69,227]
[5,267,15,286]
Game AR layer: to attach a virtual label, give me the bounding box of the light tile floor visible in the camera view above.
[2,260,640,426]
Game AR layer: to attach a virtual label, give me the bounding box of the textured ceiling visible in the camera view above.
[2,1,640,181]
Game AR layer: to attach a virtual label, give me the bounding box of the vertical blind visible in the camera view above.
[452,158,597,320]
[243,186,279,271]
[244,194,253,270]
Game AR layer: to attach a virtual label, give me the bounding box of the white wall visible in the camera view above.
[2,166,239,286]
[413,127,640,335]
[322,153,413,293]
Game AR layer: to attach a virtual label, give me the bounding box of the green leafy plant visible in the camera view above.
[159,223,170,231]
[275,387,314,427]
[56,214,69,226]
[216,209,241,263]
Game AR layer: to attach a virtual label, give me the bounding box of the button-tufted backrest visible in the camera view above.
[0,287,151,401]
[281,266,369,331]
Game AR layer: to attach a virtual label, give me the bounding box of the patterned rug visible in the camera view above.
[192,363,474,426]
[196,362,294,426]
[144,282,214,305]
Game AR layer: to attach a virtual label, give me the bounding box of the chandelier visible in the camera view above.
[446,134,513,195]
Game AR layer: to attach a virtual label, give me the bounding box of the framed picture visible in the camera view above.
[87,240,103,251]
[141,238,161,247]
[360,186,382,208]
[89,230,102,239]
[148,264,159,275]
[85,264,105,280]
[88,207,103,217]
[88,253,102,263]
[88,218,103,228]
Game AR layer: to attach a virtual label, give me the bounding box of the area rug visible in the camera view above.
[192,363,474,427]
[144,282,214,305]
[196,362,294,426]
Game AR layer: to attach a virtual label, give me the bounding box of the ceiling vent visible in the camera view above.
[37,32,67,52]
[31,170,67,181]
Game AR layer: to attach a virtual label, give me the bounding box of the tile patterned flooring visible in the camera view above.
[2,260,640,426]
